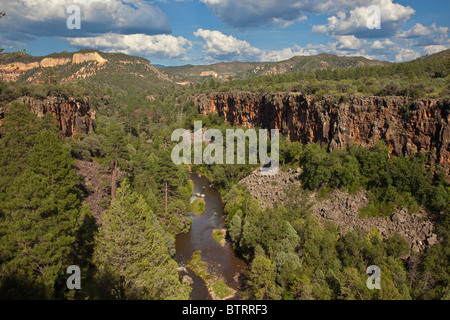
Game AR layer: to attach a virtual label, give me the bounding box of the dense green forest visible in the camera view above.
[0,48,449,300]
[0,79,197,298]
[192,51,450,99]
[0,102,192,299]
[187,113,450,300]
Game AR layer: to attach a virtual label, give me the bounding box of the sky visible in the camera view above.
[0,0,448,66]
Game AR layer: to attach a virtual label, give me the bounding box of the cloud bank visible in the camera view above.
[194,27,448,63]
[67,33,191,59]
[198,0,448,62]
[0,0,171,37]
[0,0,448,63]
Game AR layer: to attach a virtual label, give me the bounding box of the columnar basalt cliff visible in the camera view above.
[194,92,450,171]
[0,96,95,137]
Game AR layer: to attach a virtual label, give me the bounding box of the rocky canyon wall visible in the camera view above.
[194,92,449,170]
[0,96,95,137]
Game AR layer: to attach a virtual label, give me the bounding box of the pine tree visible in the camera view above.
[0,109,82,298]
[247,255,280,300]
[0,103,39,200]
[98,120,129,199]
[93,180,190,300]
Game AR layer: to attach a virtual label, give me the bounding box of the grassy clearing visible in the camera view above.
[187,250,235,300]
[191,198,205,216]
[212,278,234,300]
[212,229,226,246]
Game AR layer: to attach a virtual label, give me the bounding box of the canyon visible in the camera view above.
[195,92,448,254]
[194,92,450,172]
[0,96,95,137]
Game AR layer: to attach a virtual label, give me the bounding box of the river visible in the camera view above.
[174,173,247,300]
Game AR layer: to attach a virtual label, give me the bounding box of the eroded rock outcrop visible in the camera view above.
[238,167,440,253]
[239,167,301,209]
[310,188,438,253]
[0,96,95,137]
[75,159,110,224]
[0,52,108,82]
[195,93,450,171]
[72,52,107,65]
[40,58,72,68]
[0,62,41,81]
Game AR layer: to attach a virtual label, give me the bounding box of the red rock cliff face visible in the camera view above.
[0,96,95,137]
[194,92,449,170]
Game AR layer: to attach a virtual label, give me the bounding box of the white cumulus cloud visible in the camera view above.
[0,0,171,37]
[334,35,362,50]
[66,33,191,59]
[260,44,325,61]
[398,23,433,38]
[395,48,421,62]
[195,28,323,62]
[312,0,415,38]
[200,0,415,36]
[194,28,262,60]
[423,45,448,55]
[193,28,446,64]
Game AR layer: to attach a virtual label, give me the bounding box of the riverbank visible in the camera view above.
[174,173,248,300]
[191,198,205,215]
[186,250,236,300]
[212,229,227,246]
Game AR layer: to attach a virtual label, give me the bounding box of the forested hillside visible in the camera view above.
[190,49,450,99]
[161,53,390,82]
[0,48,449,300]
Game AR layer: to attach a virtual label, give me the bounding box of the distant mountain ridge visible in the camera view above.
[1,49,448,87]
[161,52,391,82]
[0,49,182,90]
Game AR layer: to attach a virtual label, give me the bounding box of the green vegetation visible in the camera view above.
[187,250,235,300]
[0,70,196,299]
[200,122,449,300]
[180,107,449,300]
[223,182,449,300]
[186,50,450,99]
[212,229,226,246]
[0,47,449,300]
[281,141,449,218]
[162,53,390,83]
[0,103,83,299]
[212,278,234,300]
[191,198,206,216]
[187,250,210,281]
[93,180,190,299]
[190,113,261,192]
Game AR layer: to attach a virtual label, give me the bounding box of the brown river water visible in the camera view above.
[174,173,247,300]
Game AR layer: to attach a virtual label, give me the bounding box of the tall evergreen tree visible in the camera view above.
[0,105,82,298]
[247,255,281,300]
[98,119,129,199]
[93,180,190,300]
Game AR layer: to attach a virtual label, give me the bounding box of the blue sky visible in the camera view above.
[0,0,448,66]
